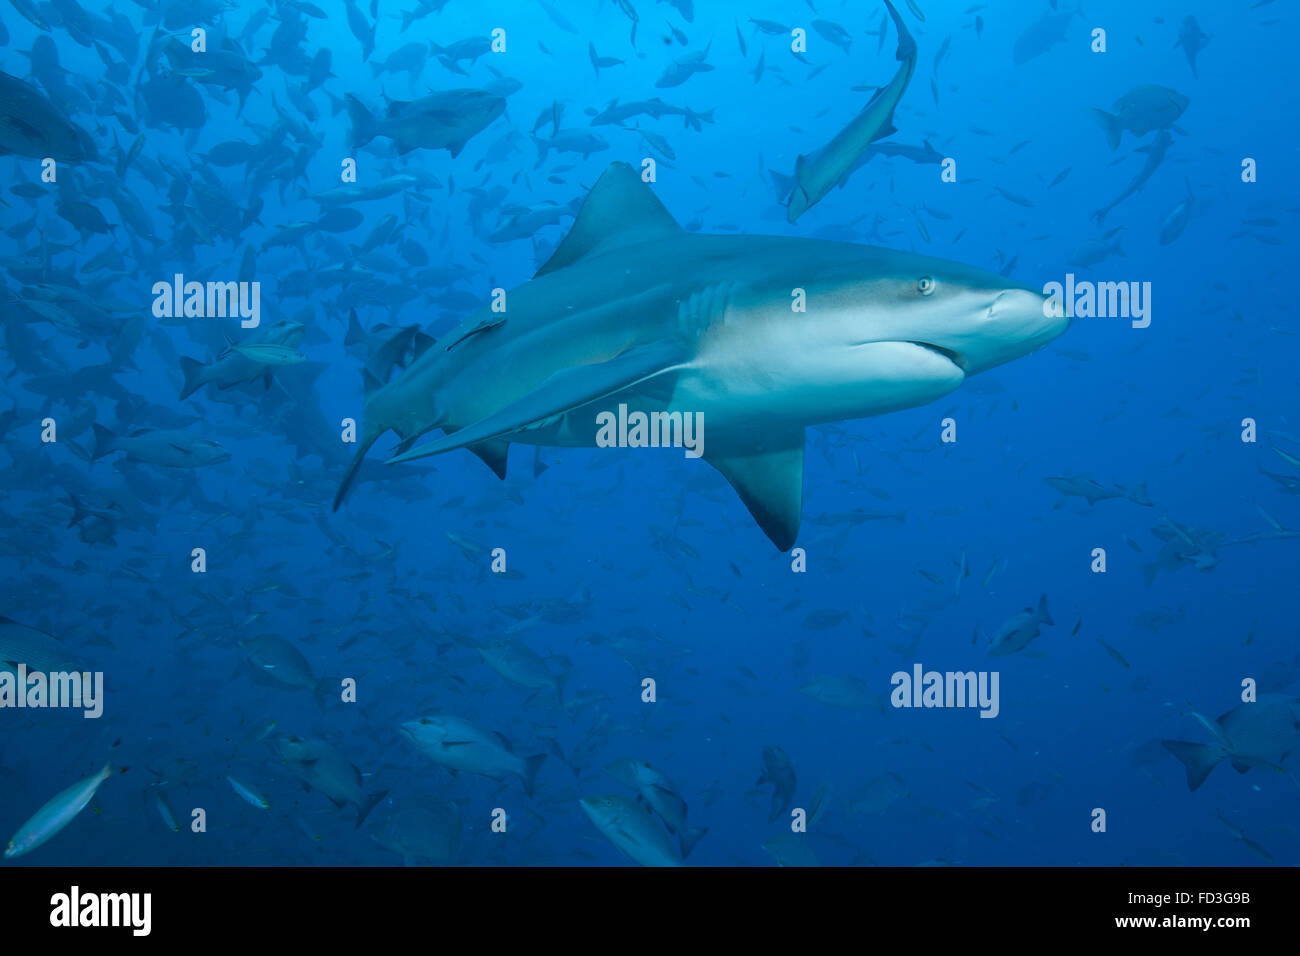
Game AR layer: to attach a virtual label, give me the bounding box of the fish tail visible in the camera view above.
[178,355,206,400]
[344,308,366,349]
[1088,108,1122,151]
[344,94,376,148]
[333,425,385,511]
[355,789,388,829]
[679,825,709,859]
[65,493,87,528]
[1037,593,1053,627]
[312,676,334,709]
[554,669,568,710]
[90,423,115,461]
[521,753,546,798]
[1162,740,1222,792]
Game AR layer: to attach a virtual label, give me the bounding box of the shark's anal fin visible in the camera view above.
[705,429,805,551]
[387,341,686,464]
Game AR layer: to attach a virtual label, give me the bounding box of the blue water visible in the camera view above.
[1,0,1296,866]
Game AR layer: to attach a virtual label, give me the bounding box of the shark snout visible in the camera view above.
[960,286,1066,375]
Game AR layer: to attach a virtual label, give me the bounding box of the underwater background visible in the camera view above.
[1,0,1297,866]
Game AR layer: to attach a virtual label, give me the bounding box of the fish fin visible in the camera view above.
[361,368,384,396]
[534,162,682,278]
[178,356,206,400]
[703,428,805,551]
[332,424,387,511]
[344,94,376,148]
[1088,108,1121,151]
[387,342,687,464]
[312,677,333,709]
[679,825,708,859]
[356,789,387,829]
[345,308,365,348]
[1162,740,1221,792]
[467,440,510,479]
[91,423,115,460]
[1037,594,1053,626]
[1230,760,1252,775]
[411,331,437,358]
[522,754,546,798]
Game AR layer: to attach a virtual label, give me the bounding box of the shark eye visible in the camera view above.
[917,276,936,296]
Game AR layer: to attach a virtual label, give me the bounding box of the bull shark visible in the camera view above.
[334,162,1067,550]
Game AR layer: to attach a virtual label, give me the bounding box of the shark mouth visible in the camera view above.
[907,341,968,372]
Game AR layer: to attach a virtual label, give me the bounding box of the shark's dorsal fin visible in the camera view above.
[534,162,682,278]
[362,368,383,395]
[704,429,806,551]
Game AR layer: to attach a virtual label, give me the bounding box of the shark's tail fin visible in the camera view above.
[1162,740,1222,791]
[333,425,384,511]
[1089,108,1122,151]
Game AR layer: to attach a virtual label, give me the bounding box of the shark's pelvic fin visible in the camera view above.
[534,162,682,278]
[704,428,806,551]
[387,341,687,464]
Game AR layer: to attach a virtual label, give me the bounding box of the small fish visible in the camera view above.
[227,775,270,809]
[154,791,181,832]
[6,764,115,858]
[231,343,307,365]
[1096,638,1130,668]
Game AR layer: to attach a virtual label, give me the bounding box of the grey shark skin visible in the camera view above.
[334,162,1067,550]
[786,0,917,223]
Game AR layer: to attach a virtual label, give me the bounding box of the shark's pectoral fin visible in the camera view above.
[705,429,805,551]
[387,342,688,464]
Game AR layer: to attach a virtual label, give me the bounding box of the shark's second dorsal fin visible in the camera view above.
[534,162,682,278]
